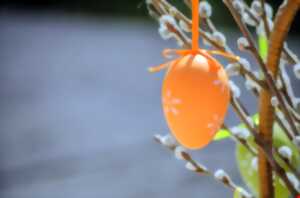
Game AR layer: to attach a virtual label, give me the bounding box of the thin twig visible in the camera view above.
[243,1,299,64]
[223,124,257,156]
[223,0,299,138]
[151,0,265,88]
[154,134,254,197]
[147,0,300,196]
[231,96,298,196]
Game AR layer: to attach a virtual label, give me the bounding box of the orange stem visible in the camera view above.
[192,0,199,50]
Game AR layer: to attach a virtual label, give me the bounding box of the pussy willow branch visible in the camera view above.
[250,88,296,142]
[275,113,293,140]
[223,0,299,138]
[149,0,265,89]
[182,0,231,52]
[149,0,298,170]
[243,1,299,64]
[235,2,300,115]
[182,0,265,87]
[223,124,257,156]
[192,0,296,169]
[148,0,261,157]
[148,0,300,195]
[290,107,300,123]
[164,0,264,87]
[154,0,226,51]
[278,69,300,123]
[242,5,300,115]
[264,0,300,139]
[183,0,217,33]
[279,73,295,109]
[259,0,270,37]
[154,135,254,198]
[275,147,300,182]
[227,1,300,196]
[231,96,298,196]
[150,0,299,158]
[247,90,300,180]
[265,3,300,186]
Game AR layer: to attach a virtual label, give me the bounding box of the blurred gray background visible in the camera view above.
[0,1,299,198]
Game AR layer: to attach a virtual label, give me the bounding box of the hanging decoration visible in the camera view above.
[150,0,238,149]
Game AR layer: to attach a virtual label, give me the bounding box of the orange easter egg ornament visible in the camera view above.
[150,0,237,149]
[162,50,230,149]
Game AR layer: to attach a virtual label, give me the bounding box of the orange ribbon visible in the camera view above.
[150,0,239,73]
[149,48,240,73]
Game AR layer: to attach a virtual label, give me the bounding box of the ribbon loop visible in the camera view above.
[149,49,240,73]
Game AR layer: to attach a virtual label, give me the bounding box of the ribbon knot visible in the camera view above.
[149,48,240,73]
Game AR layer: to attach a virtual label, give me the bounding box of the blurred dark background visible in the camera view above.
[0,1,299,198]
[0,0,299,33]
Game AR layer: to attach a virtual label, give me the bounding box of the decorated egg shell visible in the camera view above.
[162,52,230,149]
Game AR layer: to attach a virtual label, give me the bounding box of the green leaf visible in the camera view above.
[258,35,268,60]
[252,113,259,125]
[236,116,300,198]
[213,128,231,141]
[214,114,259,141]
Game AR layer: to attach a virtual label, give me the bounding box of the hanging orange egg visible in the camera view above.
[162,51,230,149]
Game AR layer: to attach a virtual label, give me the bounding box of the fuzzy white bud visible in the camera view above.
[281,63,300,109]
[293,63,300,79]
[278,146,292,162]
[185,162,208,173]
[158,15,177,40]
[174,146,187,160]
[251,0,262,15]
[265,3,273,19]
[185,162,197,171]
[276,78,283,90]
[237,37,249,51]
[251,157,258,171]
[159,15,177,27]
[286,172,300,192]
[232,0,245,14]
[271,97,279,107]
[158,24,173,40]
[239,58,251,71]
[212,31,226,46]
[214,169,230,181]
[226,63,240,76]
[154,134,163,141]
[251,1,273,18]
[231,126,250,140]
[245,76,261,92]
[229,80,241,98]
[161,134,177,147]
[199,1,212,18]
[242,12,256,26]
[293,136,300,148]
